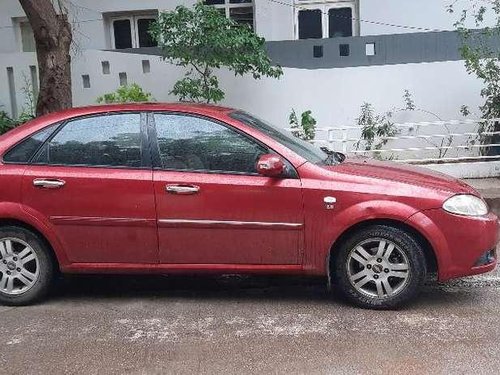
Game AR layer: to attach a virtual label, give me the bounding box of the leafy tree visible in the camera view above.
[19,0,72,116]
[289,109,317,141]
[149,3,283,103]
[448,1,500,155]
[449,0,500,118]
[97,84,154,104]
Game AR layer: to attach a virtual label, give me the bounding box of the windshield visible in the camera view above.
[230,111,340,165]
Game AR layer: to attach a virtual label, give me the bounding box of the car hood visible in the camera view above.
[325,157,477,194]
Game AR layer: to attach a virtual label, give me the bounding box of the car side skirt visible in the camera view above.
[62,263,305,275]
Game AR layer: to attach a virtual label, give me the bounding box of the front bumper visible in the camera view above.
[406,209,499,281]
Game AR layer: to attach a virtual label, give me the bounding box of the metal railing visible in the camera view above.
[309,118,500,164]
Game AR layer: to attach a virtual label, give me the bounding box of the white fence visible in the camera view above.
[1,50,499,178]
[310,118,500,178]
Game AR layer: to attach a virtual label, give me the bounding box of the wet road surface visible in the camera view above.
[1,267,499,374]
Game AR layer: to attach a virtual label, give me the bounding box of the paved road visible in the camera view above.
[1,267,499,375]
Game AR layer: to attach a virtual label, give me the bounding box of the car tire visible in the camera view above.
[331,225,427,310]
[0,226,54,306]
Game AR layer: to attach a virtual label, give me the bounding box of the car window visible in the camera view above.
[3,123,59,163]
[230,110,336,165]
[154,114,268,174]
[34,114,143,168]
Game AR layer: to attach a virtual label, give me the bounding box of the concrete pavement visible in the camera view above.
[0,177,498,375]
[1,268,500,374]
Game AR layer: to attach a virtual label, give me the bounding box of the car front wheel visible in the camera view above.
[332,225,427,309]
[0,227,54,306]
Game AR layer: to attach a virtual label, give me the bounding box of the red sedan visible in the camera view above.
[0,103,498,309]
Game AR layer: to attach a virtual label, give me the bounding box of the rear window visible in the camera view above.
[2,124,59,164]
[34,114,143,168]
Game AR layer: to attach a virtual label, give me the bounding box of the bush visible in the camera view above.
[289,109,317,141]
[0,111,17,135]
[97,84,153,104]
[0,111,34,136]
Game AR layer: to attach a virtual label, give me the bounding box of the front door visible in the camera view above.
[151,113,304,265]
[22,113,158,264]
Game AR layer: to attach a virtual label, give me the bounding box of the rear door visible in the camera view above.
[151,112,304,265]
[22,112,158,264]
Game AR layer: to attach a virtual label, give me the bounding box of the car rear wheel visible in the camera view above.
[332,225,427,309]
[0,227,53,306]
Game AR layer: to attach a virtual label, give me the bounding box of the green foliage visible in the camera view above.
[400,90,453,159]
[460,104,472,117]
[171,75,224,104]
[289,109,317,141]
[355,91,457,160]
[355,103,398,159]
[149,3,283,103]
[97,84,153,104]
[403,89,416,111]
[449,1,500,155]
[452,0,500,119]
[0,77,36,135]
[0,111,16,135]
[0,110,34,136]
[20,74,36,120]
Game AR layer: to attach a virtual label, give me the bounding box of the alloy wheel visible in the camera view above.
[0,238,40,295]
[346,238,410,299]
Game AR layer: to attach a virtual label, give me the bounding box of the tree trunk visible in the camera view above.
[19,0,72,117]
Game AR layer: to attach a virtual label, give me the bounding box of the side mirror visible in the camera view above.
[256,154,285,177]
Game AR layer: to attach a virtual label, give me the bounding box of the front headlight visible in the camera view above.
[442,194,488,216]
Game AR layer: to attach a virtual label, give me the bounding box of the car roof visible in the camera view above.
[50,102,236,118]
[0,102,238,154]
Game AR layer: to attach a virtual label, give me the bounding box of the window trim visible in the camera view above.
[110,17,134,50]
[13,17,36,53]
[109,13,158,49]
[205,0,256,31]
[149,111,298,179]
[294,0,359,39]
[27,112,152,170]
[1,122,64,165]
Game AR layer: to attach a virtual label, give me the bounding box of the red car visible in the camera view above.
[0,103,498,309]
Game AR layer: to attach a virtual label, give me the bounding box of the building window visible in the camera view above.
[109,13,158,49]
[19,21,36,52]
[204,0,255,30]
[296,1,358,39]
[298,9,322,39]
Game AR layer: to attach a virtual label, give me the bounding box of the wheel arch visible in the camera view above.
[0,218,61,273]
[327,218,438,277]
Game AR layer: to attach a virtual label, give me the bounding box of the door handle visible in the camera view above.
[166,184,200,195]
[33,178,66,189]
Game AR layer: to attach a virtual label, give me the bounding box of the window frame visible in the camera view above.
[205,0,256,30]
[109,13,158,49]
[1,123,63,165]
[13,17,36,53]
[148,111,298,178]
[295,0,359,40]
[25,112,152,170]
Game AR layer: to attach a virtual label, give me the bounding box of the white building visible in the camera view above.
[0,1,499,177]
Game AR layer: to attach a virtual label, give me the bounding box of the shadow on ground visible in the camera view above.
[50,273,486,308]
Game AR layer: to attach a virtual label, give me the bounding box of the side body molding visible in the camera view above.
[0,202,70,267]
